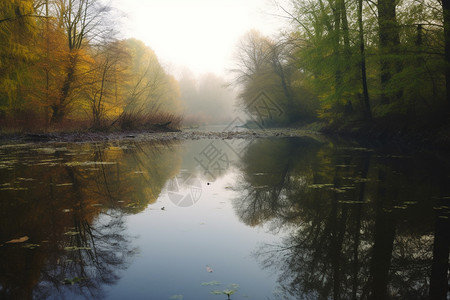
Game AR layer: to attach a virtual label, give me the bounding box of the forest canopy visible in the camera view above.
[232,0,450,130]
[0,0,183,131]
[2,0,450,134]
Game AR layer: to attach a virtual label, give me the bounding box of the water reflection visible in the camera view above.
[0,137,448,299]
[0,140,181,299]
[233,137,450,299]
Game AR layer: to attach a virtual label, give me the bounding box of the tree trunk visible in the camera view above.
[329,0,343,101]
[369,169,396,299]
[429,202,450,299]
[430,166,450,299]
[358,0,372,120]
[377,0,400,104]
[51,53,77,123]
[442,0,450,111]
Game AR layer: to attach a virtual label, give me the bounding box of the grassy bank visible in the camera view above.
[0,111,182,136]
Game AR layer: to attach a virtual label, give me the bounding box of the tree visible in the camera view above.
[0,0,37,116]
[232,30,317,125]
[441,0,450,111]
[50,0,112,123]
[286,0,358,121]
[377,0,401,105]
[83,41,129,128]
[110,39,182,129]
[358,0,372,120]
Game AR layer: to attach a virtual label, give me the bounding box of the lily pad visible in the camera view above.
[64,231,79,236]
[62,277,87,285]
[201,281,221,286]
[309,183,334,189]
[55,183,73,187]
[23,243,40,249]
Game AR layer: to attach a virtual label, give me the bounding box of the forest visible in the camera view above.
[1,0,450,141]
[233,0,450,141]
[0,0,183,131]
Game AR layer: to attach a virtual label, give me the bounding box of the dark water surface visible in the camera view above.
[0,136,449,299]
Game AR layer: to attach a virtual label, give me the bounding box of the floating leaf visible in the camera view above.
[223,289,236,296]
[5,236,29,244]
[201,281,221,286]
[0,187,28,191]
[393,206,407,209]
[309,183,333,189]
[340,186,356,190]
[210,284,239,298]
[55,183,73,187]
[170,295,184,300]
[253,185,268,189]
[108,146,123,151]
[23,243,40,249]
[63,277,86,285]
[64,231,79,236]
[34,148,56,154]
[210,290,223,295]
[354,178,370,183]
[17,177,35,182]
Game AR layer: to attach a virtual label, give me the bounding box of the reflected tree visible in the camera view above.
[233,138,448,299]
[0,140,182,299]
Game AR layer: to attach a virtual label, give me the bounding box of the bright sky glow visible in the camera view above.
[111,0,283,77]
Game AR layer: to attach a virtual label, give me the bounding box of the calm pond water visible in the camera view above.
[0,135,449,299]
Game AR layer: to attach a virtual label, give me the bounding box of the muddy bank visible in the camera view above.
[0,128,322,145]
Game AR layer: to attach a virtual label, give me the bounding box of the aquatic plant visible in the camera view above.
[210,284,239,299]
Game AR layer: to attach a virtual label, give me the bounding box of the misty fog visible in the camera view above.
[179,70,238,126]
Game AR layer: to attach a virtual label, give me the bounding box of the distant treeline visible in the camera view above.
[0,0,182,131]
[232,0,450,132]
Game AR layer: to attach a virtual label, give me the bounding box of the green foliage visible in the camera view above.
[210,284,239,299]
[232,30,318,125]
[0,0,38,113]
[232,0,448,129]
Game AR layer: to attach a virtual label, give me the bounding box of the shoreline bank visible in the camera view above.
[1,122,449,151]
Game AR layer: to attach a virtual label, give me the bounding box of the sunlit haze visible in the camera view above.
[111,0,283,78]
